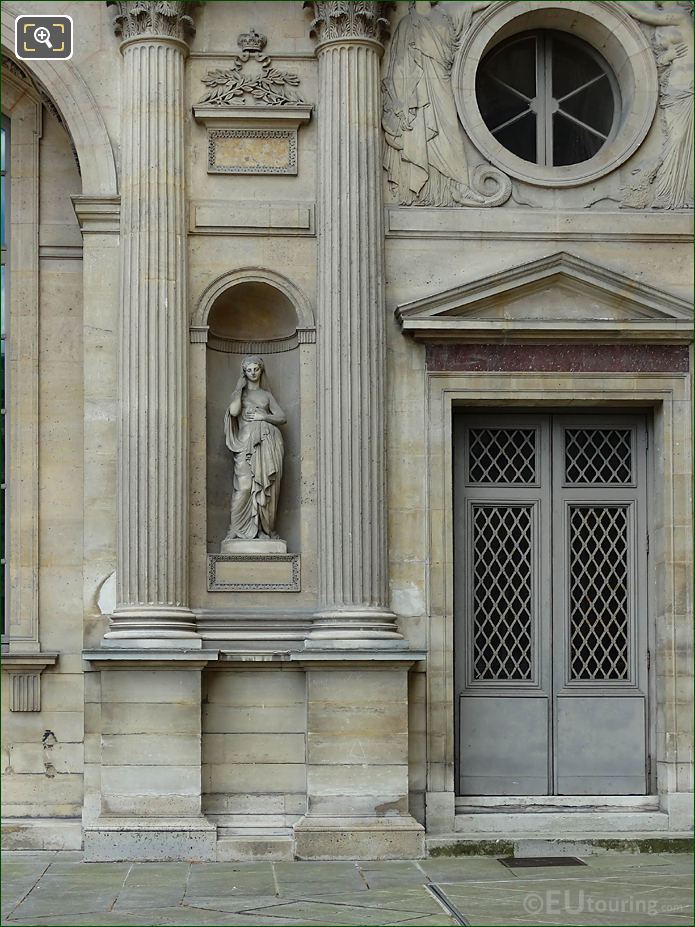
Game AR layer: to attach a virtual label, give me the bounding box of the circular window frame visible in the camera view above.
[452,1,659,188]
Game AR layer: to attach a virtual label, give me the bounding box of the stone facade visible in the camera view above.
[1,1,692,860]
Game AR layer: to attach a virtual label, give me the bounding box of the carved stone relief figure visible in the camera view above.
[623,1,694,208]
[222,355,286,549]
[382,0,511,207]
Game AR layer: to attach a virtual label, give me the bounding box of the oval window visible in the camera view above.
[475,31,619,168]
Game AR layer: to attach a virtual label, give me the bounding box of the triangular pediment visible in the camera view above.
[396,252,693,342]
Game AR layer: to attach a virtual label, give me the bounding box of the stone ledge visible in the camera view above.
[192,104,313,129]
[427,834,694,857]
[1,652,58,670]
[386,207,694,242]
[82,649,220,668]
[290,649,427,669]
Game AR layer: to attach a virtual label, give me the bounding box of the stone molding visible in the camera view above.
[82,649,218,668]
[107,0,198,45]
[205,331,316,355]
[385,207,694,243]
[192,105,313,129]
[396,251,694,343]
[71,195,121,235]
[305,1,392,51]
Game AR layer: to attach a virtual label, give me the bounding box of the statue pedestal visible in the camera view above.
[220,537,287,555]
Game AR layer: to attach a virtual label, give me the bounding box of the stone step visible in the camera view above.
[216,831,294,862]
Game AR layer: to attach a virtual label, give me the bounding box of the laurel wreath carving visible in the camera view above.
[198,55,304,107]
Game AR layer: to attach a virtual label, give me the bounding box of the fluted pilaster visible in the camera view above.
[106,1,198,642]
[307,2,402,644]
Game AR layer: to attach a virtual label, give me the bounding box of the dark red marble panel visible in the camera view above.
[426,343,690,373]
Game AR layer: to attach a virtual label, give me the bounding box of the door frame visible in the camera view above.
[422,371,692,834]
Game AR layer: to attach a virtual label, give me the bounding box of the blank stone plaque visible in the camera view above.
[207,553,300,592]
[207,128,297,175]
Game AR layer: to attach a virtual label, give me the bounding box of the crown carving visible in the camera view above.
[237,28,267,54]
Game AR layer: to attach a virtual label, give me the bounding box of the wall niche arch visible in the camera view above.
[199,272,313,558]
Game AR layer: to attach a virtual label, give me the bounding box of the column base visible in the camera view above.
[308,607,406,647]
[293,815,425,860]
[84,817,217,862]
[106,605,200,645]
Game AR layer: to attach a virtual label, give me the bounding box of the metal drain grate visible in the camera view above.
[499,856,587,869]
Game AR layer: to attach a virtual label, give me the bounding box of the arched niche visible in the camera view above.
[202,275,312,556]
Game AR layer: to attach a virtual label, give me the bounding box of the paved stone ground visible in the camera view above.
[1,852,692,926]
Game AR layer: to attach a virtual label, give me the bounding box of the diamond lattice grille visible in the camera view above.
[565,429,632,484]
[469,429,536,484]
[472,505,534,680]
[569,506,630,680]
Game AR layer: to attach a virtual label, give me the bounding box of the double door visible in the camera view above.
[454,413,649,795]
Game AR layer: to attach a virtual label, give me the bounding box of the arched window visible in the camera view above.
[476,31,619,167]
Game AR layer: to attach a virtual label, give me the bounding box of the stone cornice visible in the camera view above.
[107,0,199,45]
[304,1,393,50]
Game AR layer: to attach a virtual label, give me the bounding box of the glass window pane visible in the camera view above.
[553,111,604,166]
[476,71,530,133]
[1,174,5,249]
[560,76,613,137]
[1,265,4,337]
[552,36,602,100]
[495,111,537,164]
[0,125,5,173]
[485,36,537,99]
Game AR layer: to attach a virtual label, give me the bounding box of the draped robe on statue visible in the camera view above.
[224,394,284,540]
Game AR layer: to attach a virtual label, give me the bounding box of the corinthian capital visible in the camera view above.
[107,1,199,43]
[304,1,393,49]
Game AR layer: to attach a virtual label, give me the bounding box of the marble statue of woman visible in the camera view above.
[382,0,511,207]
[222,355,286,547]
[623,1,693,208]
